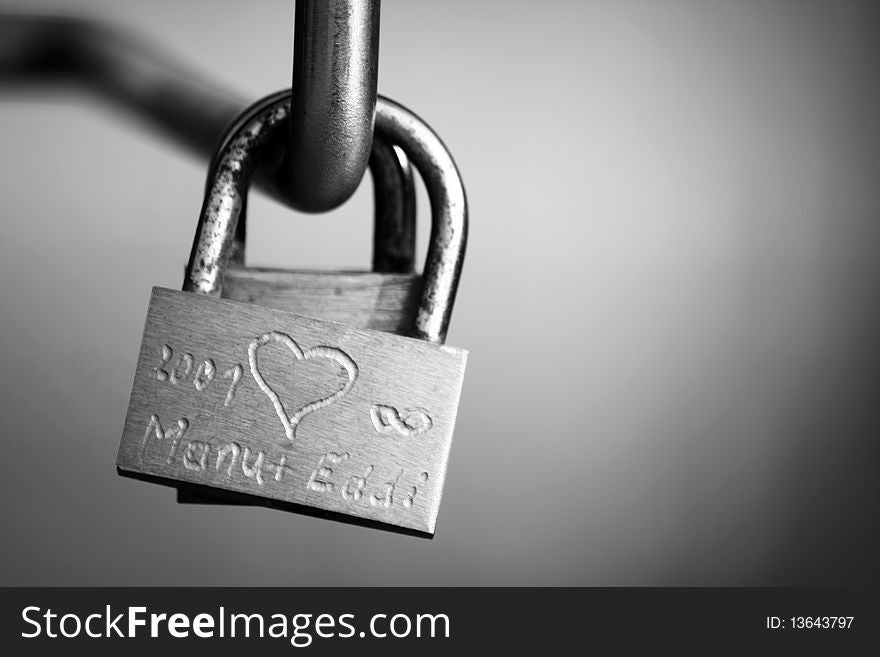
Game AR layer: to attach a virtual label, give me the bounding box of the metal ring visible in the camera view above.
[185,91,467,344]
[284,0,381,213]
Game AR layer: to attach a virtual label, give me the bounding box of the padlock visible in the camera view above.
[176,93,418,506]
[116,91,468,535]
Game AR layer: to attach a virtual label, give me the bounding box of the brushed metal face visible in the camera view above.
[116,287,467,535]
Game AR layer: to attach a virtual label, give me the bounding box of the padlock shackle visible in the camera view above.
[184,92,467,345]
[375,99,467,345]
[204,90,416,275]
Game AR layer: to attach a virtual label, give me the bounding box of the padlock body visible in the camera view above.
[117,287,467,535]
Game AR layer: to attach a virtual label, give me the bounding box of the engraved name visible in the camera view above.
[307,450,429,512]
[141,414,291,487]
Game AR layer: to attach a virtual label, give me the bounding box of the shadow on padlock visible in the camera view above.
[117,90,467,536]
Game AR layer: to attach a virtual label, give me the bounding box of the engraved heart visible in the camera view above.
[248,331,358,441]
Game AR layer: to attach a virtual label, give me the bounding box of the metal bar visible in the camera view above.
[284,0,380,213]
[0,13,414,273]
[0,13,242,158]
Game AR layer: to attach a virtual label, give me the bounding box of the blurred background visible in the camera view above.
[0,0,878,585]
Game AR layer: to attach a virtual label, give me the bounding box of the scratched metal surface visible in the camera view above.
[117,287,467,535]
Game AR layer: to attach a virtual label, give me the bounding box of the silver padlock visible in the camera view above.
[177,94,418,507]
[116,92,468,535]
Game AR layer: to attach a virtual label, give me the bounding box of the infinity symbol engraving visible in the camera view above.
[370,404,433,437]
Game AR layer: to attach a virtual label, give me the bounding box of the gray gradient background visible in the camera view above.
[1,0,878,585]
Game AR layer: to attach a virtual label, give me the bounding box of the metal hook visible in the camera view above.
[283,0,381,213]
